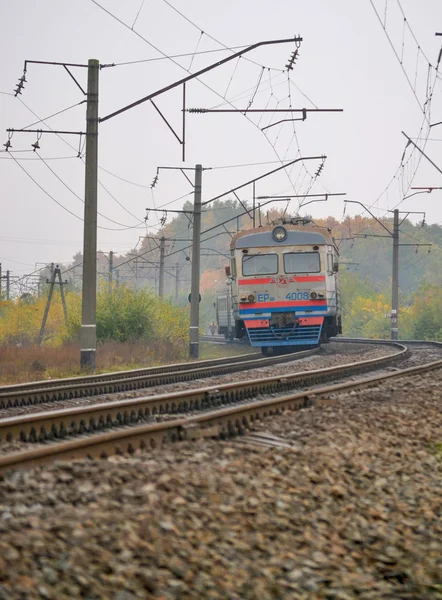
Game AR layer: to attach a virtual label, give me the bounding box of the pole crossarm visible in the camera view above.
[202,155,326,206]
[24,60,89,69]
[13,59,104,98]
[187,108,343,114]
[6,128,89,136]
[344,200,393,236]
[411,187,442,190]
[390,208,426,227]
[99,37,303,123]
[258,192,346,200]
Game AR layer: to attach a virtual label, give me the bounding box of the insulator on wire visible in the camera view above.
[32,130,42,152]
[285,49,299,71]
[315,163,324,177]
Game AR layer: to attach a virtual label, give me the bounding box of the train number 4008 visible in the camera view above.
[286,292,309,300]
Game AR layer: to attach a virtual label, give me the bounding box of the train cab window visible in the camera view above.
[242,253,278,276]
[284,252,321,274]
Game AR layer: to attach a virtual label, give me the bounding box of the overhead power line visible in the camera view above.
[89,0,316,196]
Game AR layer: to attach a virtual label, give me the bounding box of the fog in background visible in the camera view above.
[1,0,441,277]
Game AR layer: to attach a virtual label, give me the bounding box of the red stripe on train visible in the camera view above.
[238,275,325,285]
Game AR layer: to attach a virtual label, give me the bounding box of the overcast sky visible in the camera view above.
[1,0,441,280]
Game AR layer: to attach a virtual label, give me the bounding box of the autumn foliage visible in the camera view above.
[0,283,189,350]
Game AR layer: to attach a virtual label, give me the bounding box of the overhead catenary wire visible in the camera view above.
[9,97,155,229]
[9,154,147,232]
[0,154,78,160]
[160,0,285,72]
[21,100,87,131]
[36,152,145,229]
[131,0,146,29]
[110,44,274,67]
[89,0,312,198]
[368,0,436,116]
[15,97,157,199]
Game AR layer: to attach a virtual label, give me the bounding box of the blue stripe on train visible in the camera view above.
[239,305,327,315]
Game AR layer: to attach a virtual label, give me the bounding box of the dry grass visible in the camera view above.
[0,341,183,385]
[0,341,253,385]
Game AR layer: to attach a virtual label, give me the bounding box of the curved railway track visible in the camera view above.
[1,339,435,473]
[0,340,406,444]
[0,347,319,409]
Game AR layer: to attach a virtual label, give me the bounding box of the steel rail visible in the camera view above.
[0,342,407,448]
[0,352,259,393]
[334,337,442,347]
[0,348,319,409]
[3,341,442,474]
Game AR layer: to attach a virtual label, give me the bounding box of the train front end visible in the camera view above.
[229,224,340,350]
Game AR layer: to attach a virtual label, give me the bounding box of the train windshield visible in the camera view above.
[242,253,278,276]
[284,252,321,273]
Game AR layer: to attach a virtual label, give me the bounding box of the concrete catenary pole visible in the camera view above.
[391,209,399,340]
[159,237,166,298]
[189,164,203,358]
[6,270,10,301]
[80,58,99,369]
[108,250,113,292]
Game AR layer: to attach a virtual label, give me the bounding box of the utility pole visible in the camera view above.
[0,263,2,300]
[108,250,113,292]
[57,268,69,325]
[175,263,180,304]
[159,237,166,298]
[391,209,399,340]
[36,264,69,346]
[6,271,10,301]
[189,164,202,358]
[345,199,431,340]
[37,268,56,346]
[80,58,99,370]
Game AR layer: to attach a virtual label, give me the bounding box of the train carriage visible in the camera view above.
[220,219,341,352]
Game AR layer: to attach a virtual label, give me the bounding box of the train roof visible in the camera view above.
[230,224,338,251]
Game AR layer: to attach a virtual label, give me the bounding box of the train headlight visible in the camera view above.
[248,294,255,303]
[240,295,247,302]
[318,292,325,298]
[310,291,318,299]
[272,226,287,242]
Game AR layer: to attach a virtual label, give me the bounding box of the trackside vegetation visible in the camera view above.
[0,283,189,350]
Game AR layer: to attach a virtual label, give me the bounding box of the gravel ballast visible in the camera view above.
[0,343,403,420]
[0,368,442,599]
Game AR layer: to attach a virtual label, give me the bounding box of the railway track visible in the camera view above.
[0,347,320,409]
[1,339,434,473]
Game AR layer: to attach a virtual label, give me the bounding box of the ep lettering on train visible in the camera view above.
[257,293,270,302]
